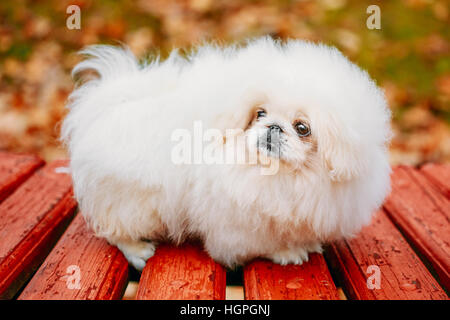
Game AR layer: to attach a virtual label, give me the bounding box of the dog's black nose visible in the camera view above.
[268,124,282,133]
[266,125,282,153]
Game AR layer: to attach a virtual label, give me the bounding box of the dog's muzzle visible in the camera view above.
[258,125,282,156]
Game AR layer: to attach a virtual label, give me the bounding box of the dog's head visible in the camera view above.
[209,39,391,181]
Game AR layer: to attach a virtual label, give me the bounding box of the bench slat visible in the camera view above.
[136,243,226,300]
[19,214,129,300]
[384,166,450,290]
[243,254,340,300]
[420,163,450,198]
[0,152,44,203]
[0,160,77,299]
[326,209,447,299]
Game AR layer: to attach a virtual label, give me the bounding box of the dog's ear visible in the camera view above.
[314,112,366,182]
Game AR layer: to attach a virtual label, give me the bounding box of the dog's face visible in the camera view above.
[214,92,369,182]
[207,41,391,182]
[244,103,316,172]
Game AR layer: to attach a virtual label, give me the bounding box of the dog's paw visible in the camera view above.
[305,242,323,254]
[269,248,309,265]
[117,240,156,271]
[268,244,322,266]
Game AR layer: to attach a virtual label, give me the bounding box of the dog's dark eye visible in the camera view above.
[256,110,266,119]
[295,122,310,137]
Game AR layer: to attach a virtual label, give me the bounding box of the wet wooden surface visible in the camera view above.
[384,166,450,290]
[244,254,340,300]
[136,243,226,300]
[0,160,77,299]
[326,209,447,300]
[0,152,44,203]
[420,163,450,198]
[19,214,129,300]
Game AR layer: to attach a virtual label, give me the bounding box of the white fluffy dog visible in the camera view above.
[61,37,391,270]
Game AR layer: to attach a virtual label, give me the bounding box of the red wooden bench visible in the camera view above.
[0,151,448,300]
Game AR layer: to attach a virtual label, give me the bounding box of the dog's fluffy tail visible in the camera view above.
[72,45,141,81]
[61,44,184,150]
[61,45,146,149]
[69,45,146,110]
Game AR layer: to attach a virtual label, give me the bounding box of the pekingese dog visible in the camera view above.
[61,37,391,270]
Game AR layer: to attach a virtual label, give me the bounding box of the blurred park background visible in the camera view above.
[0,0,449,164]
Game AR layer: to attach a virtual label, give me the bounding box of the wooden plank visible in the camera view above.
[384,165,450,290]
[420,163,450,198]
[243,254,340,300]
[0,152,44,203]
[19,214,129,300]
[326,209,447,300]
[0,160,77,299]
[136,243,226,300]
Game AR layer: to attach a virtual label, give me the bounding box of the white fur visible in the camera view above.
[61,37,391,270]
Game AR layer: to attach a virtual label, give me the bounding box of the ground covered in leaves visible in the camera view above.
[0,0,449,164]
